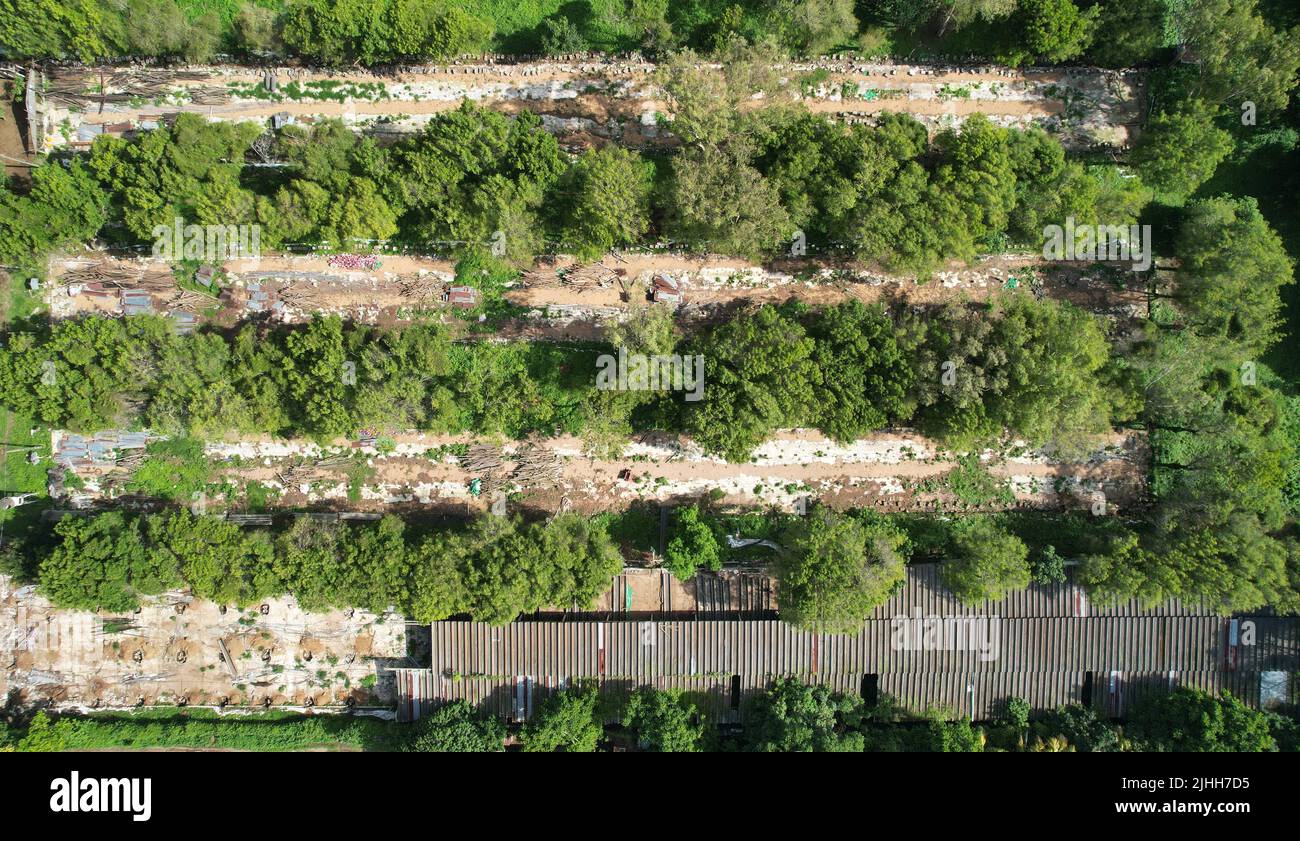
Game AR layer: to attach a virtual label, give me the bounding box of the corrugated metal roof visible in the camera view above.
[407,606,1299,722]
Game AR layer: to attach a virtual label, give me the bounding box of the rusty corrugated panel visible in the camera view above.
[408,607,1299,723]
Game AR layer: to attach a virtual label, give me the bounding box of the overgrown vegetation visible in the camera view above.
[10,683,1292,752]
[25,508,621,622]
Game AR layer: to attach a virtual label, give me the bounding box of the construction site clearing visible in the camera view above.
[28,59,1142,155]
[41,251,1150,338]
[1,573,406,712]
[46,428,1148,517]
[1,562,781,715]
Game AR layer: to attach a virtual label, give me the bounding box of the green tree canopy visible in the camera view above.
[778,507,907,633]
[941,517,1031,604]
[744,678,865,751]
[622,688,703,752]
[520,687,603,752]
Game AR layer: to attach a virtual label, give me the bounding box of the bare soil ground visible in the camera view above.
[0,574,405,710]
[53,428,1146,519]
[0,99,34,178]
[46,251,1149,341]
[40,60,1141,152]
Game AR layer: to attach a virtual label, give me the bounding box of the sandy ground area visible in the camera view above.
[41,59,1141,151]
[0,574,407,710]
[44,250,1149,340]
[56,428,1147,520]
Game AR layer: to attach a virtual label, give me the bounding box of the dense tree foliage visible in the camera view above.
[664,504,723,580]
[280,0,494,64]
[807,300,912,442]
[743,677,865,751]
[1131,103,1234,201]
[0,159,108,274]
[520,687,603,752]
[621,688,703,752]
[556,145,654,260]
[0,292,1128,463]
[1173,195,1295,354]
[30,509,620,623]
[686,304,819,460]
[4,95,1132,281]
[406,700,505,752]
[1129,687,1278,752]
[777,507,906,632]
[940,517,1031,604]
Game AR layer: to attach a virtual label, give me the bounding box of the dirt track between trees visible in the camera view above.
[45,250,1149,341]
[41,59,1141,152]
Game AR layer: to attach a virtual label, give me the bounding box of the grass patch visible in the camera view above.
[126,438,214,502]
[12,707,408,752]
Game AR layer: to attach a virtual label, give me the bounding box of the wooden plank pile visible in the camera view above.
[398,273,444,300]
[560,263,622,290]
[511,444,563,489]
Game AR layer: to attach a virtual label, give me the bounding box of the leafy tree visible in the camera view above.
[622,688,702,752]
[407,533,471,622]
[768,0,859,56]
[896,302,1007,448]
[582,304,679,458]
[144,509,275,606]
[1173,195,1295,354]
[654,38,783,146]
[0,159,108,271]
[38,512,177,611]
[539,16,587,56]
[687,305,818,460]
[1003,696,1031,731]
[808,301,912,442]
[1131,103,1234,200]
[281,0,492,64]
[521,687,603,752]
[120,0,221,63]
[0,315,150,432]
[387,103,562,259]
[449,342,550,438]
[1179,0,1300,111]
[1130,687,1277,752]
[1038,704,1119,752]
[1003,0,1097,66]
[1031,545,1067,585]
[778,507,906,633]
[932,114,1017,245]
[929,0,1016,37]
[282,315,354,439]
[558,145,653,259]
[941,517,1031,604]
[926,717,985,751]
[664,504,722,580]
[756,112,890,240]
[1088,0,1167,67]
[442,514,622,625]
[407,701,504,752]
[665,144,793,259]
[745,678,865,751]
[0,0,113,60]
[988,296,1116,453]
[234,4,282,54]
[89,114,263,241]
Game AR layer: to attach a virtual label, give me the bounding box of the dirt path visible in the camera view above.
[46,251,1148,339]
[133,428,1149,517]
[40,60,1141,152]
